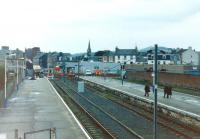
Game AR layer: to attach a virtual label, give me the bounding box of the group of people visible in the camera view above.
[144,84,172,98]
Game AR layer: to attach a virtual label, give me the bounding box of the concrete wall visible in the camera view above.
[125,64,200,74]
[126,71,200,90]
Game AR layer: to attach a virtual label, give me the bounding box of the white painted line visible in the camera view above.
[81,77,200,120]
[46,78,91,139]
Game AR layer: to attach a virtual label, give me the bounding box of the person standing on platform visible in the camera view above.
[144,84,150,97]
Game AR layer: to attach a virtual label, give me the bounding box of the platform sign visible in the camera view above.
[78,81,84,93]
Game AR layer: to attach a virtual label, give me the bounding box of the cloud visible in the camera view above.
[0,0,200,52]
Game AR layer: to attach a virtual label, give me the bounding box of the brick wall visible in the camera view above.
[127,71,200,90]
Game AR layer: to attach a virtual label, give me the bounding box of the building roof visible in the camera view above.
[94,51,105,56]
[103,50,115,56]
[171,48,187,54]
[115,48,137,56]
[140,46,172,54]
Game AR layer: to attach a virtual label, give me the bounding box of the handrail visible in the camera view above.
[24,128,56,139]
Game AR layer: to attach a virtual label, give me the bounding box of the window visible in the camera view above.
[118,56,120,60]
[124,56,126,60]
[94,66,99,69]
[131,56,133,60]
[163,55,166,59]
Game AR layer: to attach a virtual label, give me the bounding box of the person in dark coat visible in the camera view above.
[164,86,172,98]
[144,84,150,97]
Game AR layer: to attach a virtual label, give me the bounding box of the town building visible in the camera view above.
[181,47,200,66]
[63,61,120,75]
[39,53,48,69]
[0,46,10,60]
[102,51,115,63]
[146,47,173,65]
[94,51,104,62]
[114,47,137,64]
[33,52,44,65]
[25,47,40,60]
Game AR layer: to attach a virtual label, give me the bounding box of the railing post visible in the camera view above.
[24,133,26,139]
[17,59,19,90]
[50,128,56,139]
[49,128,51,139]
[15,129,18,139]
[4,56,7,108]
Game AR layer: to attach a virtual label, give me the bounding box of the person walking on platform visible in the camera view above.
[144,84,150,97]
[164,86,172,98]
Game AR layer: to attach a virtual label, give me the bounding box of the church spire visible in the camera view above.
[87,40,91,57]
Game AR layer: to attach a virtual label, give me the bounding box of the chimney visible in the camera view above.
[115,46,118,52]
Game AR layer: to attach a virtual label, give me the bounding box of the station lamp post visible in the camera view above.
[4,56,7,101]
[62,58,66,82]
[77,60,80,81]
[153,44,158,139]
[16,59,19,90]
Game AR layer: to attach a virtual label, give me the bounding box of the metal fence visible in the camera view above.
[24,128,56,139]
[0,58,25,108]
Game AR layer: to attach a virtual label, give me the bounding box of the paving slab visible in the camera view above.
[81,76,200,116]
[0,78,89,139]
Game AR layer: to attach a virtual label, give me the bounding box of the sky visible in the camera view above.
[0,0,200,54]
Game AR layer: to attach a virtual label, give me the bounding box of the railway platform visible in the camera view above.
[81,76,200,117]
[0,78,89,139]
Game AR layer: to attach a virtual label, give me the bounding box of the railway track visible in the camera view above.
[52,78,200,139]
[51,79,142,139]
[85,81,200,139]
[51,80,114,139]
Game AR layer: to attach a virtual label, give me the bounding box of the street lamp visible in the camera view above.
[62,59,66,82]
[4,56,7,101]
[153,44,158,139]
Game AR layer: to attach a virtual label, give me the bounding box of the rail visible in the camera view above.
[53,79,143,139]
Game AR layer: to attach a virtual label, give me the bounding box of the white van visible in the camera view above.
[85,69,92,76]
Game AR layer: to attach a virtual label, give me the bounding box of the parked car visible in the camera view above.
[85,70,92,76]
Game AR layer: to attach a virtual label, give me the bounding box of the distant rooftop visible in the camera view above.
[140,46,172,53]
[115,47,137,55]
